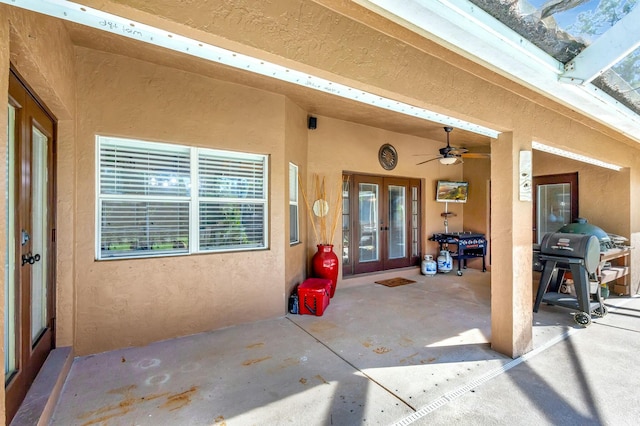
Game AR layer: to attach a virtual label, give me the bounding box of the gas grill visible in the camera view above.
[533,232,607,326]
[430,232,487,276]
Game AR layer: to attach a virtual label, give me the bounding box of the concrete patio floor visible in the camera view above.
[45,269,640,425]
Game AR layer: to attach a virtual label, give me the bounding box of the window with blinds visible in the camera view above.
[97,136,268,259]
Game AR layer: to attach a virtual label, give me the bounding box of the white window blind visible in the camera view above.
[97,137,268,259]
[198,151,267,251]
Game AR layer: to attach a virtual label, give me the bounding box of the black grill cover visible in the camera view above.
[540,233,600,274]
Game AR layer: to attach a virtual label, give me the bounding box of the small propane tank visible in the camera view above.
[437,250,452,273]
[421,255,437,276]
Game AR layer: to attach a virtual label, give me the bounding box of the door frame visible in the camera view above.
[5,67,57,422]
[532,172,578,243]
[342,172,421,276]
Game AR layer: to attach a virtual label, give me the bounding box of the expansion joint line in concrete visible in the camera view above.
[393,296,639,426]
[286,317,417,411]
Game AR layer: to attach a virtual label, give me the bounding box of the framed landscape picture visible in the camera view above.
[436,181,468,203]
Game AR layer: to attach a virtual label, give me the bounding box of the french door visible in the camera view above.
[5,70,57,422]
[342,174,420,275]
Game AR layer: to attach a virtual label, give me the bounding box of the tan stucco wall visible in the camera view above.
[1,5,78,420]
[7,9,78,351]
[81,2,640,309]
[1,0,639,378]
[490,132,534,357]
[306,116,465,288]
[463,158,491,270]
[284,99,309,298]
[73,47,289,355]
[533,151,630,237]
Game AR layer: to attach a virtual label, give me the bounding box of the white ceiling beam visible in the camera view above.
[560,5,640,85]
[0,0,500,138]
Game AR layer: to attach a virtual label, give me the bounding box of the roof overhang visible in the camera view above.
[353,0,640,144]
[1,0,500,139]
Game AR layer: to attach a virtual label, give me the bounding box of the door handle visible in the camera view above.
[21,252,41,266]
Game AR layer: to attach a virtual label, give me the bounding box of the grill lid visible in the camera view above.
[557,218,614,251]
[540,233,600,274]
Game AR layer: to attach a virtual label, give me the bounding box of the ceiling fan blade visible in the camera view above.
[416,156,442,165]
[461,152,491,159]
[449,147,469,155]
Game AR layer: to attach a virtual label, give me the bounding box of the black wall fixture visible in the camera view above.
[308,116,317,130]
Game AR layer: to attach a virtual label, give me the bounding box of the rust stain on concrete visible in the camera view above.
[309,321,337,333]
[299,377,307,384]
[399,336,414,346]
[246,342,264,349]
[421,357,437,364]
[314,374,329,384]
[242,356,271,366]
[373,347,391,354]
[160,386,198,412]
[361,339,372,348]
[78,384,170,425]
[270,357,300,371]
[399,352,419,364]
[214,415,227,425]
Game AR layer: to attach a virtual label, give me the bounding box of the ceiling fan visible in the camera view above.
[416,127,489,165]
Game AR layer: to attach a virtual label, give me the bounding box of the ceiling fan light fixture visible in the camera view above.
[439,156,457,165]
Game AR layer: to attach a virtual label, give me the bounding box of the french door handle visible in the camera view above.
[21,252,41,266]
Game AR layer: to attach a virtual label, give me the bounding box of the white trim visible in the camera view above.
[354,0,640,143]
[0,0,500,138]
[561,5,640,85]
[95,136,269,259]
[532,141,622,171]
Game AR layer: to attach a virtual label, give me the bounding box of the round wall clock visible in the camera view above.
[378,144,398,170]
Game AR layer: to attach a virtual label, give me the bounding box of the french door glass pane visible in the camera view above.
[411,186,419,258]
[342,179,350,265]
[388,185,406,259]
[537,183,571,242]
[5,104,17,374]
[358,183,379,262]
[31,126,48,343]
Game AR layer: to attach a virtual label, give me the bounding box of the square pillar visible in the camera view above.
[490,132,533,358]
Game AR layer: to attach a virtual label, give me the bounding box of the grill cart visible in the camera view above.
[430,232,487,276]
[533,232,607,326]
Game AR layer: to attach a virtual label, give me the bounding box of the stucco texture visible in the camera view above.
[305,115,467,286]
[73,48,290,355]
[284,99,308,298]
[6,7,78,352]
[1,0,640,367]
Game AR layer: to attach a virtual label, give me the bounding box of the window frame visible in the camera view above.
[96,136,269,260]
[289,162,300,245]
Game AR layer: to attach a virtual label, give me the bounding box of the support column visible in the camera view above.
[490,132,533,358]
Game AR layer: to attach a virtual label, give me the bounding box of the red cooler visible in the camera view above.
[298,278,331,316]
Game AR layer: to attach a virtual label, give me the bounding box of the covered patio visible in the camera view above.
[29,270,638,425]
